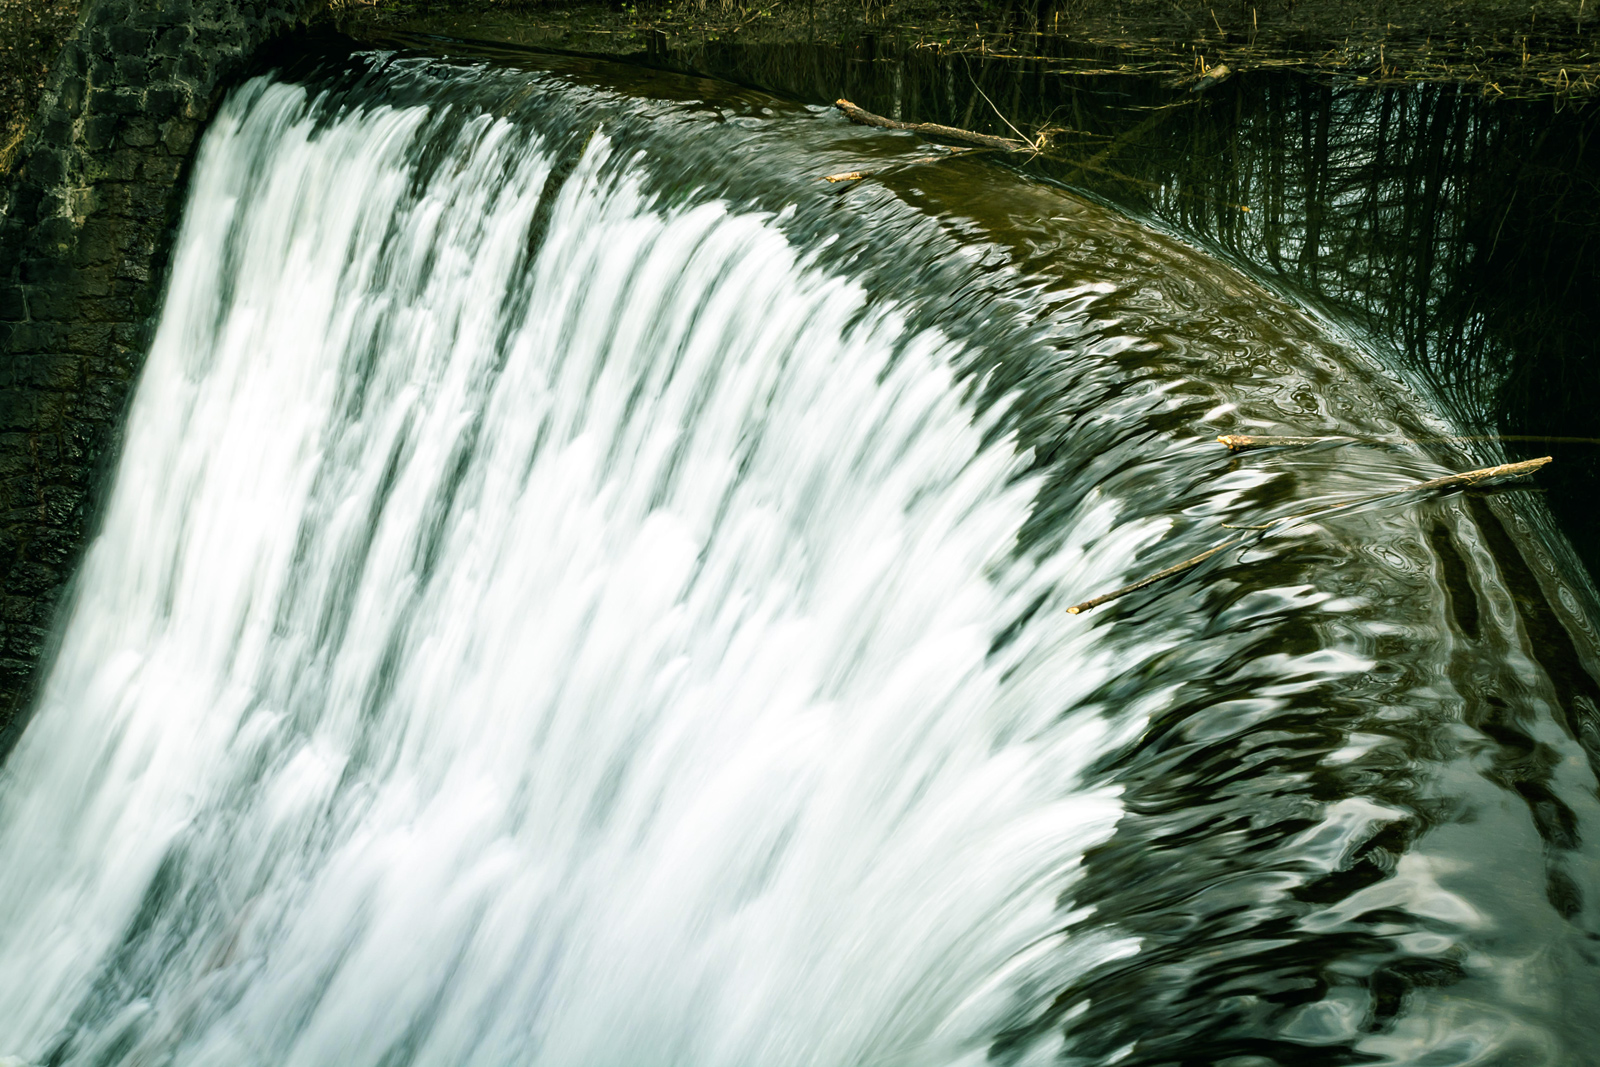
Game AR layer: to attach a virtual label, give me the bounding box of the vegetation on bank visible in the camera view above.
[330,0,1600,98]
[2,0,1596,171]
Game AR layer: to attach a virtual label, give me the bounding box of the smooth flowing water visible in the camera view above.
[0,42,1597,1067]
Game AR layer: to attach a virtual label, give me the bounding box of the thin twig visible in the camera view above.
[966,69,1036,149]
[1405,456,1551,492]
[1218,434,1348,450]
[1066,539,1242,614]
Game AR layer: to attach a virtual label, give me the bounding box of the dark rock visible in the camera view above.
[128,182,170,217]
[75,216,122,265]
[176,51,206,81]
[83,113,121,151]
[145,87,185,121]
[154,25,194,57]
[88,88,147,117]
[18,257,73,288]
[5,564,59,598]
[65,324,112,357]
[27,148,69,188]
[107,26,153,53]
[83,149,140,182]
[141,153,183,183]
[24,287,80,324]
[33,216,77,253]
[114,55,150,83]
[95,0,134,26]
[94,182,133,217]
[3,628,50,659]
[87,54,116,88]
[37,110,75,144]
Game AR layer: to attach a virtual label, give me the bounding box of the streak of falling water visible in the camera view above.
[0,77,1151,1065]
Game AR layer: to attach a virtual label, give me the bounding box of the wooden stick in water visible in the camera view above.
[1065,456,1552,615]
[1066,539,1241,614]
[834,99,1029,151]
[1405,455,1552,492]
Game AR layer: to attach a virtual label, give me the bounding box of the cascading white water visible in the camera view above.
[0,76,1166,1065]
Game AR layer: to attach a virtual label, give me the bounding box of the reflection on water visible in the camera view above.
[0,32,1595,1067]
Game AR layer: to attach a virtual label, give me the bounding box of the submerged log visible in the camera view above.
[1191,62,1233,92]
[834,99,1029,152]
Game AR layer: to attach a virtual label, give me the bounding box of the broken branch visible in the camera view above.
[1219,433,1600,452]
[1405,455,1552,492]
[835,99,1029,151]
[1066,539,1242,614]
[1218,434,1350,451]
[820,153,970,184]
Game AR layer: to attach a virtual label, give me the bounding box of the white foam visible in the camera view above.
[0,78,1154,1064]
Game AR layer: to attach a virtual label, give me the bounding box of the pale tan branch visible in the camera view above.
[1219,433,1600,452]
[834,99,1029,151]
[1066,539,1241,614]
[820,153,967,183]
[1405,456,1552,492]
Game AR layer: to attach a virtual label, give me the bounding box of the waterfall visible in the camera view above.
[0,46,1596,1067]
[0,71,1146,1065]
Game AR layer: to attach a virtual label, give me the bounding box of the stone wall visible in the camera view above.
[0,0,85,171]
[0,0,326,749]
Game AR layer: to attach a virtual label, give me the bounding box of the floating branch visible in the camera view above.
[1405,456,1552,493]
[1217,434,1350,451]
[834,98,1030,152]
[1244,456,1554,536]
[1065,456,1552,615]
[1219,433,1600,452]
[1066,539,1242,614]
